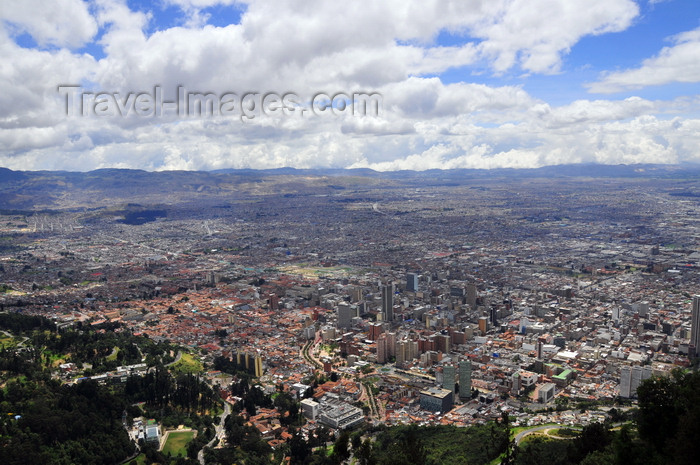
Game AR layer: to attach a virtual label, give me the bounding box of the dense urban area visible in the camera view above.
[1,165,700,465]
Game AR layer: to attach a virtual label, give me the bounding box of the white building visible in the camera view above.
[301,398,320,420]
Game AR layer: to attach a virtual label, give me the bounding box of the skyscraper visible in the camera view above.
[443,364,455,394]
[406,273,419,292]
[396,340,410,365]
[386,332,397,358]
[382,283,394,322]
[466,283,477,309]
[254,354,264,377]
[478,316,488,335]
[459,360,472,399]
[436,334,451,354]
[377,334,388,364]
[337,302,353,329]
[619,366,631,398]
[619,365,653,398]
[519,317,528,334]
[350,286,363,302]
[408,340,418,361]
[368,323,384,341]
[691,295,700,356]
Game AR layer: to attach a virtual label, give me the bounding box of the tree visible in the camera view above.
[244,396,256,416]
[386,425,427,465]
[500,412,517,465]
[607,407,624,423]
[571,422,611,463]
[331,431,350,464]
[288,427,311,465]
[356,438,375,465]
[636,370,687,453]
[351,431,362,451]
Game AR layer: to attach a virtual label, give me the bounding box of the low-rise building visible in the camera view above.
[317,398,364,430]
[419,387,454,413]
[538,383,556,403]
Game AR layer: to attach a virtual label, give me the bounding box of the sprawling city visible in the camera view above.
[1,166,700,464]
[4,0,700,464]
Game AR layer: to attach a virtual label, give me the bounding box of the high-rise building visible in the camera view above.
[458,360,472,399]
[490,307,498,326]
[408,340,419,361]
[386,332,397,358]
[466,283,477,309]
[619,365,653,398]
[451,330,466,345]
[691,295,700,356]
[254,354,264,377]
[377,334,388,364]
[205,271,220,285]
[478,316,488,335]
[382,283,394,322]
[396,340,408,365]
[368,323,384,341]
[511,372,521,396]
[406,273,419,292]
[519,317,528,334]
[619,366,631,398]
[303,325,316,340]
[612,307,621,322]
[436,334,451,354]
[637,301,649,317]
[630,366,643,395]
[443,364,455,394]
[337,302,353,329]
[351,286,363,302]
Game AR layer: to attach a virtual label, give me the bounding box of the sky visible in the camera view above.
[1,0,700,172]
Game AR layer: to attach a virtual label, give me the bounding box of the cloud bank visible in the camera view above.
[1,0,699,171]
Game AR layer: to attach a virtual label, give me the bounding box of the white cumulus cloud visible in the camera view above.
[587,27,700,93]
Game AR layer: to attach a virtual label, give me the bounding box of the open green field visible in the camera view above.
[44,350,69,367]
[0,335,16,347]
[106,346,120,361]
[509,423,560,439]
[550,428,579,437]
[162,430,196,457]
[170,353,204,374]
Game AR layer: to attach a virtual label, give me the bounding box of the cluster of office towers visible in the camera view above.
[443,359,473,399]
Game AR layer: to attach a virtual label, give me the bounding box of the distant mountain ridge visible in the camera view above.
[209,163,700,178]
[1,163,699,211]
[3,162,700,179]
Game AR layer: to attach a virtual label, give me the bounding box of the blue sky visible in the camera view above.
[430,0,700,104]
[2,0,700,171]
